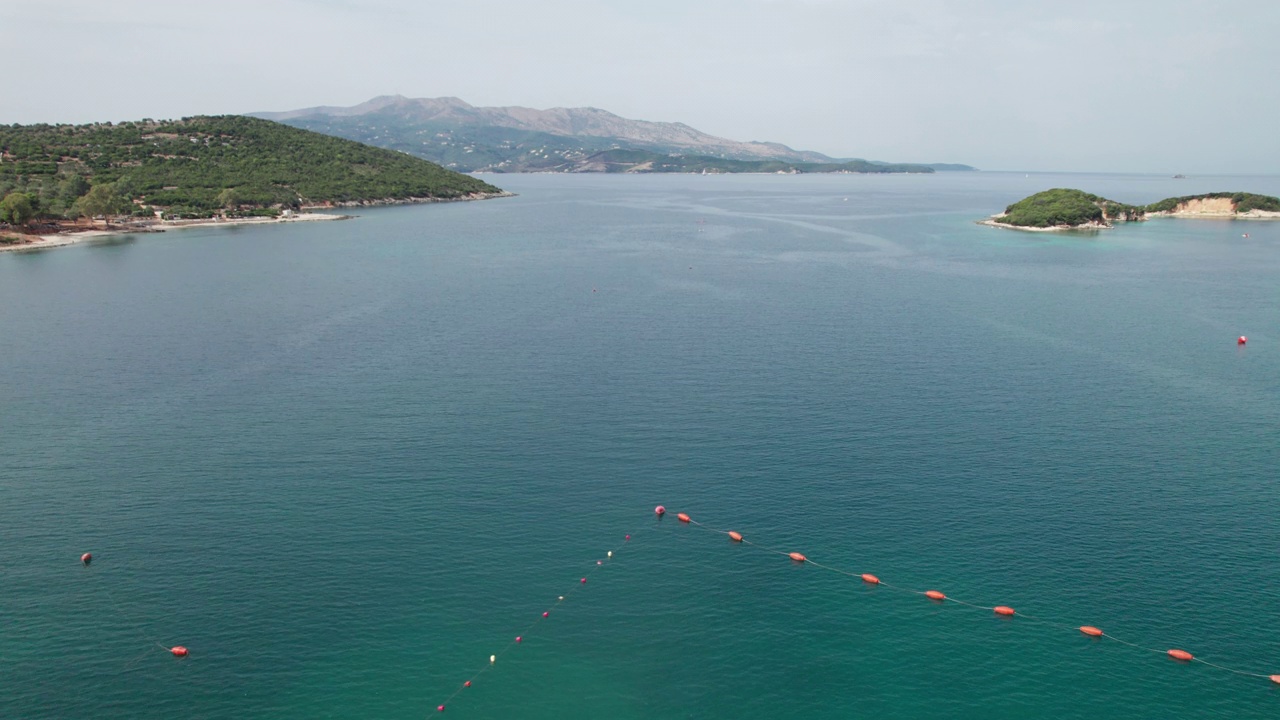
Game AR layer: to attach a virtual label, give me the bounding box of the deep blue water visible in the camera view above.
[2,172,1278,719]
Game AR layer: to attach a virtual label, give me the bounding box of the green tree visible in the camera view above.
[216,187,241,209]
[112,175,139,201]
[73,182,130,219]
[0,191,36,226]
[56,175,90,215]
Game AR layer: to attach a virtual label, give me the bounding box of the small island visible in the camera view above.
[1,116,510,251]
[983,188,1280,231]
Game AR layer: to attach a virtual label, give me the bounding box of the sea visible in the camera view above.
[2,172,1278,719]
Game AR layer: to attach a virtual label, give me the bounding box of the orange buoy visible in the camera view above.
[80,553,92,565]
[1168,649,1194,661]
[994,606,1015,616]
[789,552,807,563]
[677,513,691,523]
[1271,674,1280,685]
[1238,336,1248,345]
[728,531,743,542]
[861,573,880,584]
[925,590,946,601]
[1080,626,1103,637]
[170,646,188,657]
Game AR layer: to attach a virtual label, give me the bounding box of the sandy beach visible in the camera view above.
[1,212,349,253]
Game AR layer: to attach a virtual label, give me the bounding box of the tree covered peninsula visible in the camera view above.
[0,116,506,232]
[986,188,1280,230]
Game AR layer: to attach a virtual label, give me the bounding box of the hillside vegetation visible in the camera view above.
[0,116,502,222]
[993,188,1280,228]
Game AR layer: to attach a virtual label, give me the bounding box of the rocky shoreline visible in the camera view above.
[1,212,352,253]
[977,217,1110,232]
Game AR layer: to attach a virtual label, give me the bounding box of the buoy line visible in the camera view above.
[428,531,638,714]
[80,552,191,661]
[665,509,1280,686]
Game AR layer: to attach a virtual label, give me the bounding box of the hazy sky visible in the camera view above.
[3,0,1276,173]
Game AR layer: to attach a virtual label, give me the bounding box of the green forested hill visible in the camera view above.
[995,189,1139,228]
[0,116,503,221]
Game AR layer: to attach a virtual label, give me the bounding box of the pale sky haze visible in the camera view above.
[2,0,1276,173]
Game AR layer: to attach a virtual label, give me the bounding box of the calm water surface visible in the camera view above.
[2,173,1279,718]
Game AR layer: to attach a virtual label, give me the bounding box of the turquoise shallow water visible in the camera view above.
[2,172,1279,718]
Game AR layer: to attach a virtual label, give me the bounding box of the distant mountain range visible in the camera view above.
[253,95,974,174]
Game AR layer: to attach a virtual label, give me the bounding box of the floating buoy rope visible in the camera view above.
[80,554,189,663]
[78,508,1278,716]
[429,530,638,713]
[671,511,1277,684]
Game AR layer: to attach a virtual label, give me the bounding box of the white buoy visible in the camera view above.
[607,551,613,558]
[490,655,496,664]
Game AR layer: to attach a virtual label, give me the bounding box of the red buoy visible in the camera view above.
[677,513,691,523]
[925,590,946,601]
[1168,649,1194,661]
[625,535,630,540]
[580,577,587,584]
[1080,626,1103,637]
[861,573,880,585]
[543,611,549,618]
[464,681,471,687]
[789,552,807,562]
[597,560,602,565]
[80,553,92,565]
[170,646,188,657]
[654,505,666,516]
[728,531,743,542]
[438,705,445,712]
[1238,336,1248,345]
[515,636,522,643]
[994,606,1015,616]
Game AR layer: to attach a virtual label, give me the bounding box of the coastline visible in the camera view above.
[306,190,514,208]
[1,191,515,254]
[977,217,1109,232]
[1,212,350,253]
[1147,209,1280,220]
